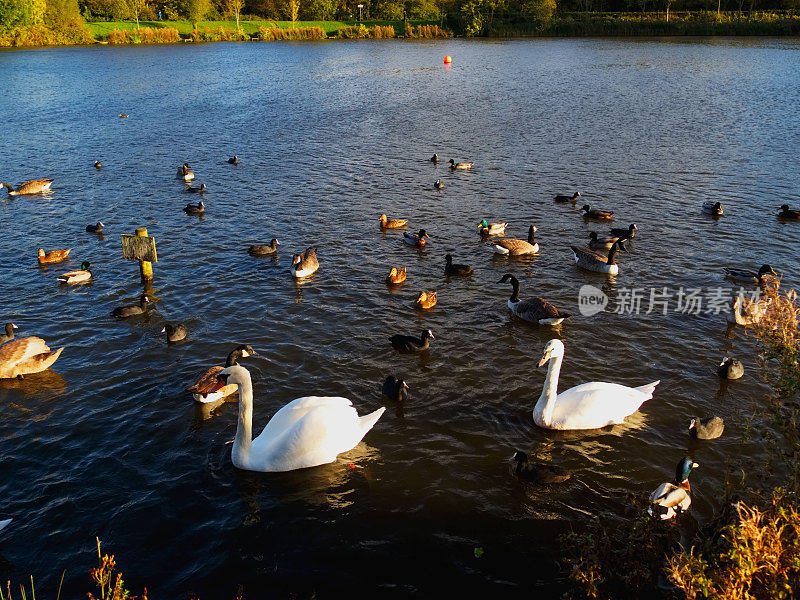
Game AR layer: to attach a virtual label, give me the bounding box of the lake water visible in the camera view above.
[1,37,799,598]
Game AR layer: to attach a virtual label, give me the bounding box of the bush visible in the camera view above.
[107,25,179,42]
[0,21,93,45]
[370,24,394,36]
[256,25,325,39]
[335,23,368,37]
[191,24,247,40]
[405,23,450,37]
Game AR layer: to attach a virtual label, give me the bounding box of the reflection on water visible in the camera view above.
[0,36,798,598]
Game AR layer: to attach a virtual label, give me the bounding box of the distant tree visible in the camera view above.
[0,0,31,29]
[45,0,82,24]
[125,0,147,27]
[225,0,243,26]
[184,0,210,20]
[665,0,673,20]
[288,0,298,24]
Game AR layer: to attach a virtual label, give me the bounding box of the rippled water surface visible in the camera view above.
[1,37,800,598]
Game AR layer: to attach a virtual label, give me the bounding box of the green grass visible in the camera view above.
[87,19,439,40]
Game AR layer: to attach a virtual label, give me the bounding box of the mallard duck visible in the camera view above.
[0,336,64,379]
[228,155,238,165]
[379,214,408,229]
[702,201,723,215]
[689,416,724,439]
[291,248,319,278]
[448,159,473,170]
[444,254,473,276]
[57,262,92,284]
[571,241,625,275]
[38,248,71,264]
[490,225,538,255]
[86,222,104,233]
[177,163,194,182]
[186,183,206,193]
[498,274,570,325]
[724,264,776,285]
[477,219,507,236]
[248,239,280,256]
[187,345,257,403]
[382,376,409,402]
[403,229,430,248]
[779,204,800,220]
[512,451,571,484]
[183,201,204,215]
[609,223,637,239]
[580,204,613,220]
[162,323,187,343]
[648,457,699,520]
[386,267,406,285]
[718,357,744,380]
[111,294,150,318]
[434,179,444,190]
[0,179,54,196]
[389,329,434,353]
[414,290,437,309]
[93,161,102,169]
[554,191,581,203]
[535,339,659,430]
[587,231,619,251]
[1,323,18,345]
[430,153,439,163]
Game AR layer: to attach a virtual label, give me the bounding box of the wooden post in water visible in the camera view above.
[136,227,153,281]
[122,227,158,284]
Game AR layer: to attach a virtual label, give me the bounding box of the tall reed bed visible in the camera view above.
[107,27,180,44]
[256,26,326,40]
[0,23,94,47]
[191,26,248,42]
[404,23,450,38]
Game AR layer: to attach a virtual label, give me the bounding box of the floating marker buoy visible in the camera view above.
[443,56,452,64]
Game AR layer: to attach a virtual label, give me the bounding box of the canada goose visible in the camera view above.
[0,179,54,196]
[554,191,581,203]
[414,290,437,309]
[702,201,723,215]
[186,183,206,194]
[389,329,434,353]
[38,248,71,264]
[580,204,614,220]
[403,229,430,248]
[291,248,319,278]
[430,154,439,163]
[779,204,800,220]
[93,161,102,169]
[490,225,538,255]
[386,267,406,285]
[587,231,619,251]
[228,155,238,165]
[689,416,724,439]
[0,323,18,345]
[723,264,776,285]
[448,159,473,170]
[648,457,699,520]
[498,274,570,325]
[444,254,473,276]
[111,294,151,318]
[379,214,408,229]
[511,451,571,484]
[717,357,744,380]
[477,220,507,236]
[382,376,409,402]
[183,201,204,215]
[0,336,64,379]
[86,222,104,233]
[571,240,626,275]
[177,163,194,182]
[162,323,187,343]
[609,223,637,239]
[248,239,280,256]
[57,262,92,284]
[434,179,444,190]
[187,345,257,403]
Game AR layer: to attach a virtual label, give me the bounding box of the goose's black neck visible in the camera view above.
[607,243,619,265]
[527,226,536,244]
[508,276,520,302]
[225,350,243,367]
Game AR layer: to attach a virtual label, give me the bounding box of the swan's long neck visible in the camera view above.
[733,297,748,325]
[536,354,563,427]
[232,374,254,465]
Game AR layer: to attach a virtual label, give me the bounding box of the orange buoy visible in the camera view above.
[443,55,452,64]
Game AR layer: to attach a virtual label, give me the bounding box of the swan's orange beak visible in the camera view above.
[537,353,550,367]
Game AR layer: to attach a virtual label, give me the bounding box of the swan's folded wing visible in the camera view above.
[260,396,355,441]
[0,337,51,370]
[548,382,651,428]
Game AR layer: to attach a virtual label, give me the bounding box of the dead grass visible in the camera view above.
[107,27,180,43]
[256,26,326,40]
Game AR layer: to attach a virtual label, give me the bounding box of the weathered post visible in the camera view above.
[121,227,157,283]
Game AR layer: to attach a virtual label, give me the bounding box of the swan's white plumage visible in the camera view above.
[0,518,10,532]
[534,339,659,430]
[224,366,385,472]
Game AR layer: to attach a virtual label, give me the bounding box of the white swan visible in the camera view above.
[212,365,386,472]
[533,339,660,430]
[0,518,10,532]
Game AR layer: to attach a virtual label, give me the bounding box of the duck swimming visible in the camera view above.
[414,291,437,309]
[111,294,150,318]
[702,201,723,216]
[477,219,507,236]
[648,457,698,520]
[386,267,406,285]
[580,204,614,221]
[0,179,54,196]
[448,159,473,170]
[379,214,408,229]
[186,183,206,194]
[498,274,570,326]
[490,224,538,255]
[248,239,280,256]
[228,155,238,165]
[571,240,626,275]
[389,329,434,353]
[57,262,92,284]
[382,376,409,402]
[183,201,204,215]
[554,191,581,203]
[717,357,744,380]
[609,223,637,239]
[86,222,104,234]
[0,336,64,379]
[291,248,319,278]
[403,229,430,248]
[444,254,473,276]
[38,248,71,264]
[162,324,187,343]
[723,264,776,285]
[177,163,194,182]
[511,451,571,484]
[778,204,800,220]
[689,416,724,439]
[0,323,18,345]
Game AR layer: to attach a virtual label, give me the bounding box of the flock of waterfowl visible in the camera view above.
[1,155,799,528]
